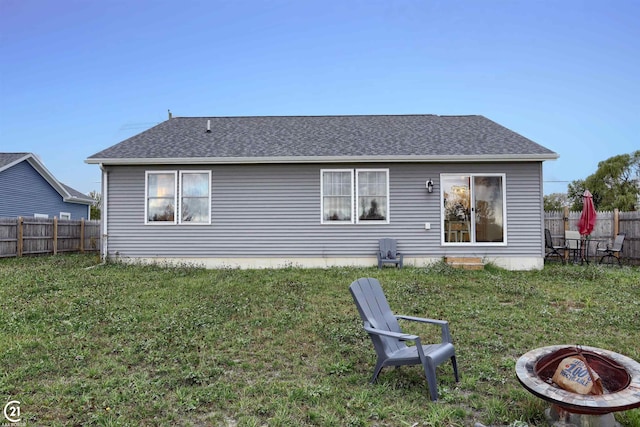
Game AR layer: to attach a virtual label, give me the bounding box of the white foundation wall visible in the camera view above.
[110,256,544,271]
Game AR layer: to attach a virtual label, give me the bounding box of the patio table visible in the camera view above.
[564,237,609,265]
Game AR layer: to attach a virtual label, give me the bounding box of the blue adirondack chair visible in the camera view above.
[349,277,459,401]
[377,238,403,268]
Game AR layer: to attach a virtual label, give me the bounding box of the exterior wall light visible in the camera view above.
[426,179,434,193]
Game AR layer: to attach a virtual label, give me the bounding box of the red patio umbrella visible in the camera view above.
[578,190,597,236]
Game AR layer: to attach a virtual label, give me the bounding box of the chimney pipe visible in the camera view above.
[168,109,172,120]
[206,119,211,133]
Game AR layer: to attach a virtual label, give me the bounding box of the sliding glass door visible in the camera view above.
[441,174,505,244]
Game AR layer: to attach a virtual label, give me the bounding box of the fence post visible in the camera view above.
[614,209,619,237]
[80,218,85,253]
[53,217,58,255]
[17,217,23,257]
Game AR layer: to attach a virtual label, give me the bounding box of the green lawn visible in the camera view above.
[1,255,639,426]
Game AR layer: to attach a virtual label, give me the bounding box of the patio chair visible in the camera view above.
[564,230,582,263]
[544,229,565,264]
[349,277,459,401]
[597,233,625,266]
[377,238,403,269]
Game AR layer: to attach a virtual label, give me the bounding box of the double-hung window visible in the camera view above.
[321,169,389,224]
[146,170,211,225]
[146,171,177,224]
[322,169,353,223]
[179,171,211,224]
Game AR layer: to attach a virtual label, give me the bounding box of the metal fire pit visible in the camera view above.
[516,345,640,427]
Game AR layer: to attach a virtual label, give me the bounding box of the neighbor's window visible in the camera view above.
[60,212,71,220]
[180,171,211,224]
[321,169,389,224]
[146,171,177,223]
[441,173,506,244]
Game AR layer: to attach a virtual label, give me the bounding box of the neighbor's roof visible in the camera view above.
[0,152,31,169]
[86,114,558,165]
[0,152,93,204]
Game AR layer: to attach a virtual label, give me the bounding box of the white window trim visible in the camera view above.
[355,168,390,224]
[320,169,354,224]
[34,213,48,219]
[145,171,178,225]
[178,170,212,225]
[60,212,71,220]
[440,173,507,246]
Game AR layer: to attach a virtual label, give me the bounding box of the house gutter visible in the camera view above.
[85,153,559,166]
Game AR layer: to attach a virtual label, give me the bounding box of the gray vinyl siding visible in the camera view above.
[104,162,544,259]
[0,161,90,219]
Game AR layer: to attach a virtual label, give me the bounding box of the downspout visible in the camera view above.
[100,164,108,262]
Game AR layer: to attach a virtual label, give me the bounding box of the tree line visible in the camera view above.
[545,150,640,211]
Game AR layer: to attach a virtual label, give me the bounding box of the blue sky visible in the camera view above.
[1,0,638,196]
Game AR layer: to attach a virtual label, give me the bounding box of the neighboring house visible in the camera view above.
[86,114,558,270]
[0,152,93,220]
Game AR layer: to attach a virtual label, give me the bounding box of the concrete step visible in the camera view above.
[444,257,484,270]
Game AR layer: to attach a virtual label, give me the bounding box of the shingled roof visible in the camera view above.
[86,115,558,164]
[0,152,31,169]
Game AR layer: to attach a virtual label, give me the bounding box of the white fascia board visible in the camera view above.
[86,153,559,165]
[63,196,93,205]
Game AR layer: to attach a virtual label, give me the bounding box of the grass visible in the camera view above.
[0,255,639,426]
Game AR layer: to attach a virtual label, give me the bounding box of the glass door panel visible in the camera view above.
[473,176,504,243]
[442,175,471,243]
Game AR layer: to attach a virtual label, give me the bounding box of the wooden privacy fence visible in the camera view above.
[0,217,101,258]
[544,208,640,265]
[1,213,637,263]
